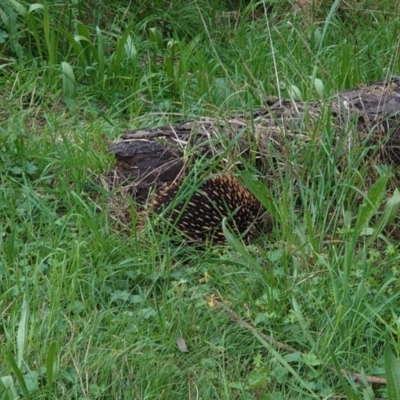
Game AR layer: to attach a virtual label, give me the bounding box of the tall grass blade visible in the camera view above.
[5,352,31,400]
[344,171,391,292]
[222,218,260,270]
[222,218,275,291]
[41,3,53,65]
[112,22,135,76]
[329,349,360,399]
[27,4,44,60]
[367,188,400,246]
[76,21,95,66]
[253,332,317,398]
[317,0,341,55]
[165,39,178,80]
[240,171,279,222]
[58,26,86,67]
[355,171,390,236]
[384,334,400,400]
[96,26,105,84]
[292,297,315,348]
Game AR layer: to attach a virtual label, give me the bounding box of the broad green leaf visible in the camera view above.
[23,372,38,393]
[8,0,26,16]
[148,27,163,50]
[61,62,76,99]
[0,376,18,400]
[46,342,58,391]
[177,337,189,353]
[288,84,302,100]
[28,4,44,13]
[124,35,137,60]
[76,21,90,39]
[17,297,29,368]
[74,35,97,65]
[61,62,77,112]
[313,77,324,98]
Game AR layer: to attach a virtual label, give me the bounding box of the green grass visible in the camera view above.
[1,0,400,398]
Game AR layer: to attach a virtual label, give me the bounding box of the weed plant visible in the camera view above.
[1,0,400,398]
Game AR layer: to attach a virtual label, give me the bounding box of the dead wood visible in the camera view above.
[107,77,400,203]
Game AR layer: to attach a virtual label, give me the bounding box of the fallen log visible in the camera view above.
[107,77,400,204]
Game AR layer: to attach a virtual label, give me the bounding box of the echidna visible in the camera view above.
[150,175,266,243]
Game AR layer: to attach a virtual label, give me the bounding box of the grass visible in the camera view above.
[1,0,400,398]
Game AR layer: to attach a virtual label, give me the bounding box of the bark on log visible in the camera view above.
[107,77,400,203]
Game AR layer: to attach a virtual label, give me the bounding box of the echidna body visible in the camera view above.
[151,175,264,243]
